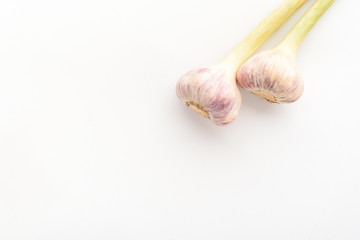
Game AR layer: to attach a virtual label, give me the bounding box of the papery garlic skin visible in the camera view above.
[176,67,241,126]
[237,49,304,103]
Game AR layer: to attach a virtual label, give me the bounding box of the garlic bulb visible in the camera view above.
[237,0,334,104]
[176,0,307,125]
[238,49,303,103]
[176,66,241,125]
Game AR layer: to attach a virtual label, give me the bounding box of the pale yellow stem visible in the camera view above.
[278,0,335,55]
[222,0,307,72]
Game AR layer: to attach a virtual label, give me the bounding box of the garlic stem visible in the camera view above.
[222,0,308,73]
[278,0,335,55]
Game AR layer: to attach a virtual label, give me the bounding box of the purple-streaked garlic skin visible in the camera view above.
[176,67,241,126]
[237,49,304,104]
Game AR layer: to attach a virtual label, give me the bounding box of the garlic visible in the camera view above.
[237,0,335,104]
[238,49,303,103]
[176,66,241,125]
[176,0,307,125]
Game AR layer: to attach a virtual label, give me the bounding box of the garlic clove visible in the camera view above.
[176,67,241,126]
[237,49,304,104]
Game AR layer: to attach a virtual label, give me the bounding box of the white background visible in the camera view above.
[0,0,359,239]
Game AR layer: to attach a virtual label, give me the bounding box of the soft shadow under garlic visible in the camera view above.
[240,89,286,114]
